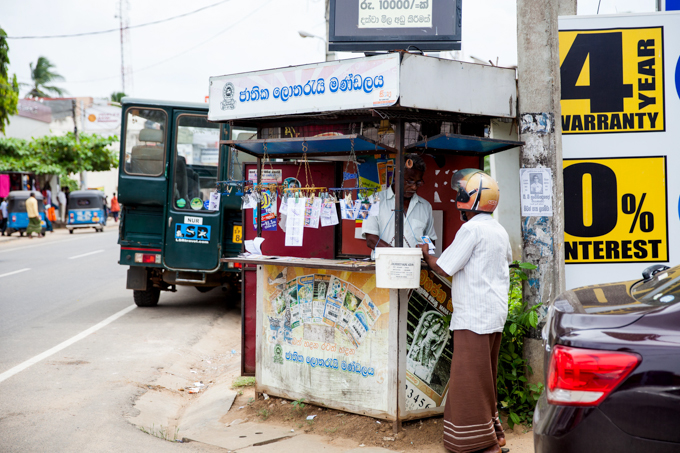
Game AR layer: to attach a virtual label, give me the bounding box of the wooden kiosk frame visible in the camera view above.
[211,52,522,430]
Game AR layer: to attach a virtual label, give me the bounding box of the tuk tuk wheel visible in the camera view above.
[133,287,161,307]
[69,229,74,234]
[19,231,24,237]
[195,286,214,293]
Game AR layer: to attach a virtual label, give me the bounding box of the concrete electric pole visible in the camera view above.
[516,0,575,321]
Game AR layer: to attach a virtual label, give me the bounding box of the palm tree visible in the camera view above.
[26,56,68,98]
[110,92,127,103]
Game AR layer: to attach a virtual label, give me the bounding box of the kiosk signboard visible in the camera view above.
[559,12,680,289]
[208,54,400,122]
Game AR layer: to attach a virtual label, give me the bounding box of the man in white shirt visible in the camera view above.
[362,154,436,257]
[420,169,511,453]
[57,190,67,223]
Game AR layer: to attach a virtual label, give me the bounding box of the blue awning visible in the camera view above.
[406,133,523,155]
[223,134,396,158]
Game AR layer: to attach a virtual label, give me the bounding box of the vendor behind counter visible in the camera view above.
[362,154,437,258]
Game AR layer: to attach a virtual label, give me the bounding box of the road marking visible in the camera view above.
[0,305,136,384]
[68,249,105,260]
[0,268,30,278]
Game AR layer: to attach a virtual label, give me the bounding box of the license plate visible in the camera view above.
[232,225,243,243]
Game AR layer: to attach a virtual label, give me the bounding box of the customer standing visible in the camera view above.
[0,197,7,235]
[58,188,67,223]
[110,192,121,222]
[420,169,511,453]
[25,192,43,239]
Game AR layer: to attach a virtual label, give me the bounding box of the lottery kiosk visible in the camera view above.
[209,52,522,428]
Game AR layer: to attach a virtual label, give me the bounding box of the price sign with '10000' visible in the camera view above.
[358,0,432,28]
[564,157,668,264]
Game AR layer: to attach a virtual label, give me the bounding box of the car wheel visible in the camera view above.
[195,286,214,293]
[133,288,161,307]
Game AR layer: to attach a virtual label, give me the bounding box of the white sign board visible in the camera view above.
[520,168,553,217]
[208,53,400,121]
[357,0,432,28]
[83,105,121,132]
[559,12,680,289]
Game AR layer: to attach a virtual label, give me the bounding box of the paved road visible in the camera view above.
[0,228,238,452]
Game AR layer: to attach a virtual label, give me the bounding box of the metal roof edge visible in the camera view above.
[121,97,208,110]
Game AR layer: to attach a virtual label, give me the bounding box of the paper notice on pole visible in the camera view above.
[320,202,339,226]
[242,194,257,210]
[207,192,221,211]
[520,168,553,216]
[285,198,307,246]
[304,198,322,229]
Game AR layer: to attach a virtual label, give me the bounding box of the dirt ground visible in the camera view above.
[220,386,534,452]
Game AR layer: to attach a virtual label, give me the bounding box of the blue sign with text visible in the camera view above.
[175,223,211,244]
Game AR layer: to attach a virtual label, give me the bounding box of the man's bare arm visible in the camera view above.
[365,233,392,250]
[419,244,449,278]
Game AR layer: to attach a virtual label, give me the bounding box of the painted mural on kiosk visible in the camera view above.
[405,269,454,411]
[260,265,391,412]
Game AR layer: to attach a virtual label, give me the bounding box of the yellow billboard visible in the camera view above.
[564,157,668,263]
[559,27,665,134]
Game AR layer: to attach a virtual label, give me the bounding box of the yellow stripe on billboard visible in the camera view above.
[559,27,665,134]
[564,157,668,263]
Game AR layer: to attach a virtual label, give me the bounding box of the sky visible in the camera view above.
[2,0,659,103]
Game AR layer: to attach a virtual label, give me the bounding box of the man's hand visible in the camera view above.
[421,245,450,278]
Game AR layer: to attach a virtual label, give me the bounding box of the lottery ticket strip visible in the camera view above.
[209,53,523,428]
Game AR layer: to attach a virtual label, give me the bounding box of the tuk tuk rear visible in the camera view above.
[5,191,46,236]
[67,190,107,233]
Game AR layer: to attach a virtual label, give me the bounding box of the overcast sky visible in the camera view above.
[1,0,658,103]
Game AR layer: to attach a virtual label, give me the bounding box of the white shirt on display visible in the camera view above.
[361,187,437,258]
[436,213,512,335]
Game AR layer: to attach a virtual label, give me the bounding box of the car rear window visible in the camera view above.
[631,266,680,307]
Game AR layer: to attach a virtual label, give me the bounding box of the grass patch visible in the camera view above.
[139,424,180,442]
[257,408,271,420]
[232,376,256,388]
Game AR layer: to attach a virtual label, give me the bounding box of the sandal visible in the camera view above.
[494,415,506,447]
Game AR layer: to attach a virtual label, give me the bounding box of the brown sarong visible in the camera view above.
[443,330,502,453]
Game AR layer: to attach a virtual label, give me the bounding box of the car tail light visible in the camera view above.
[547,345,640,406]
[134,253,161,264]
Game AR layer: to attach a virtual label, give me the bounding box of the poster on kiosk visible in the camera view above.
[559,11,680,289]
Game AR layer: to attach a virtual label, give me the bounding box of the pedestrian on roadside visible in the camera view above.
[419,169,511,453]
[0,197,7,236]
[25,192,43,239]
[58,188,67,223]
[110,192,121,222]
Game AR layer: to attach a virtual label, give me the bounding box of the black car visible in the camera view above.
[534,264,680,453]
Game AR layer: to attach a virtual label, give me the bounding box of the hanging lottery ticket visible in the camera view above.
[339,199,355,220]
[285,197,307,246]
[304,198,322,229]
[320,201,339,226]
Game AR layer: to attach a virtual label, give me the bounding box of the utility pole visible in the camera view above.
[119,0,125,93]
[516,0,567,321]
[71,99,86,189]
[325,0,334,61]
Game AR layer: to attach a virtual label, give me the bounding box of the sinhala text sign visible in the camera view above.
[559,12,680,289]
[208,54,400,122]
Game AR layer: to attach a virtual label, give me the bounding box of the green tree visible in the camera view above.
[110,92,127,103]
[0,133,118,174]
[0,27,19,134]
[26,56,68,98]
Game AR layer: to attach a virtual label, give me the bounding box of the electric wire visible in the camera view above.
[63,0,273,85]
[6,0,234,39]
